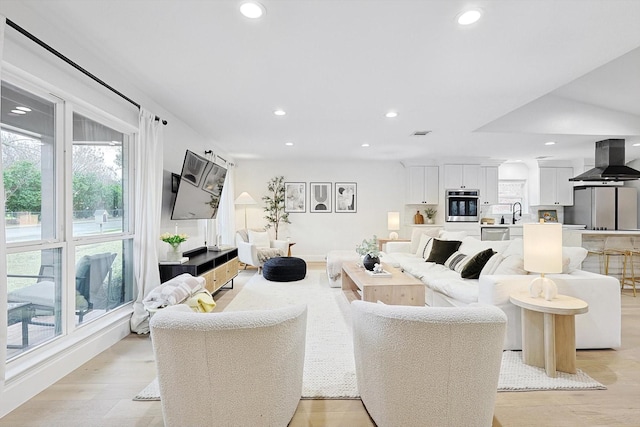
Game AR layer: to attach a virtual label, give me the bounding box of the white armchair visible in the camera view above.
[150,304,308,427]
[235,229,289,268]
[351,300,506,427]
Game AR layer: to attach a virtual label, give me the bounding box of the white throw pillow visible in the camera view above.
[502,238,523,257]
[410,228,440,254]
[562,247,588,273]
[480,253,505,276]
[439,230,468,241]
[458,236,512,256]
[415,234,434,259]
[444,251,472,273]
[492,254,528,275]
[248,230,270,248]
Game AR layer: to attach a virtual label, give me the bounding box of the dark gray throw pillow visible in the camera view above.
[425,239,462,265]
[461,248,496,279]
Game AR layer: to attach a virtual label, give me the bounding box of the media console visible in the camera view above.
[158,246,239,295]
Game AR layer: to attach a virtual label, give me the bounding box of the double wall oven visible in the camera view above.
[445,189,479,222]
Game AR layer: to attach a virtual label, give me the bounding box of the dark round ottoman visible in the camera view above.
[263,257,307,282]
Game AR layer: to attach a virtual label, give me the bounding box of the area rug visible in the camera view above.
[135,273,605,401]
[498,351,606,392]
[134,270,358,400]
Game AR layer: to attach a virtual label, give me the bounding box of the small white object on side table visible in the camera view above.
[509,292,588,378]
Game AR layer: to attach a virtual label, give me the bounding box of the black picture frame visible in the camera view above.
[335,182,357,213]
[310,182,332,213]
[284,182,306,213]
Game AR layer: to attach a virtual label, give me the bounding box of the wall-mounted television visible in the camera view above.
[171,150,227,220]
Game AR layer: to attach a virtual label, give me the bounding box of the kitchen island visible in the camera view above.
[563,230,640,278]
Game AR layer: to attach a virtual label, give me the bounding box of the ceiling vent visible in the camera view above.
[411,131,432,136]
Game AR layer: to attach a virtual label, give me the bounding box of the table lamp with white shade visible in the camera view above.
[235,191,257,229]
[523,221,563,301]
[388,211,400,240]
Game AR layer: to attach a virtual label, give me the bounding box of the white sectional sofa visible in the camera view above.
[383,228,621,351]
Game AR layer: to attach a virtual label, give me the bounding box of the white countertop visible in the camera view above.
[577,230,640,235]
[479,223,587,229]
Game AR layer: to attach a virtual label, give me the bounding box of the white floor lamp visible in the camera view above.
[235,191,257,229]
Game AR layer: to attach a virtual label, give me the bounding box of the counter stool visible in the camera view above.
[621,249,638,297]
[603,237,633,277]
[585,241,605,274]
[603,237,638,297]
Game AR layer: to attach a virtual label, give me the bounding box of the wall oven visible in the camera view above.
[445,189,480,222]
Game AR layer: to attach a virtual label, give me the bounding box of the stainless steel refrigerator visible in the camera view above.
[565,186,638,230]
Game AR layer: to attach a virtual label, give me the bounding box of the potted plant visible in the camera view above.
[262,176,291,240]
[356,235,381,271]
[424,207,437,224]
[160,232,189,261]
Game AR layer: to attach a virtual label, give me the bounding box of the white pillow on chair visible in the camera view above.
[248,230,270,248]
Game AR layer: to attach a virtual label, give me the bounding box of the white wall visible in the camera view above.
[234,159,406,261]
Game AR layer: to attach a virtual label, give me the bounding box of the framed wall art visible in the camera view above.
[310,182,332,212]
[335,182,357,213]
[285,182,306,213]
[538,209,558,222]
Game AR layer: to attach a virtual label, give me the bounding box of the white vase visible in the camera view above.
[167,244,182,262]
[426,218,434,224]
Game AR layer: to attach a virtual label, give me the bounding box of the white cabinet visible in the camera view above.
[533,167,574,205]
[408,166,439,204]
[443,164,480,189]
[479,166,499,205]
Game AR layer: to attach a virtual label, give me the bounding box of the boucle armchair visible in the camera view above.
[150,304,307,427]
[351,301,506,427]
[235,229,289,269]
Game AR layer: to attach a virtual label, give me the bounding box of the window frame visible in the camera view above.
[2,69,138,368]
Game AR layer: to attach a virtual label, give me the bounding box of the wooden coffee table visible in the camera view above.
[510,292,588,377]
[342,262,425,306]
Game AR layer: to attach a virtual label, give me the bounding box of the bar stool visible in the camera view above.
[603,237,631,277]
[603,236,638,297]
[586,242,605,274]
[622,248,638,297]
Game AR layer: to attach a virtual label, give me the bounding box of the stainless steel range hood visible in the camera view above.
[570,139,640,182]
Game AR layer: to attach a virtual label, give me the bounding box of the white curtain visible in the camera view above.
[0,14,9,383]
[217,163,236,245]
[130,108,163,334]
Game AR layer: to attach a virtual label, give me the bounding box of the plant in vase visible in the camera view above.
[424,207,437,224]
[356,235,381,271]
[263,175,291,240]
[160,232,189,261]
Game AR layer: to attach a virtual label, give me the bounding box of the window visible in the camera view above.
[72,113,129,237]
[3,79,135,361]
[491,180,526,215]
[2,82,57,244]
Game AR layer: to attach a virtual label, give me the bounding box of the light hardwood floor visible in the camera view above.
[2,263,639,426]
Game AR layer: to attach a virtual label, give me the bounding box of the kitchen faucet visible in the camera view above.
[512,202,522,224]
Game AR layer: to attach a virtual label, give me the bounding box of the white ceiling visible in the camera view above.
[4,0,640,164]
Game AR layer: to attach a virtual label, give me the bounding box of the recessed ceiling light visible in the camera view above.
[16,106,32,112]
[545,141,556,146]
[385,111,398,118]
[11,109,27,115]
[633,143,640,147]
[240,2,265,19]
[273,109,286,116]
[457,9,482,25]
[285,142,294,146]
[361,143,370,148]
